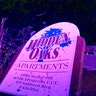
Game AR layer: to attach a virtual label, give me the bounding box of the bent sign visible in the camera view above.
[0,22,80,96]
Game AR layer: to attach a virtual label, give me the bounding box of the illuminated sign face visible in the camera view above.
[0,22,80,96]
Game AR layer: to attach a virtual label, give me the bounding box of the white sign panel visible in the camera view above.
[0,22,80,96]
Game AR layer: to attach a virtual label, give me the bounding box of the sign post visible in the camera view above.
[0,22,85,96]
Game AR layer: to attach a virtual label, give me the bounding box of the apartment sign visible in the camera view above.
[0,22,80,96]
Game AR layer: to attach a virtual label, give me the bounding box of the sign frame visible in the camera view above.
[0,36,85,96]
[0,22,85,96]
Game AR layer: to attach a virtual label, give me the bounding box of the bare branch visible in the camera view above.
[36,11,47,16]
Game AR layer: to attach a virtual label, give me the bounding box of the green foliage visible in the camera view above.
[0,0,17,11]
[0,0,96,45]
[0,0,95,18]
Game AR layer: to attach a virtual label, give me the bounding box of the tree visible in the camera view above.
[0,17,7,49]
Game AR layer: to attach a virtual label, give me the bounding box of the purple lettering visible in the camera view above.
[55,35,61,45]
[44,49,51,59]
[29,48,39,59]
[27,40,38,50]
[52,47,59,59]
[47,36,55,46]
[39,49,44,60]
[61,33,68,42]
